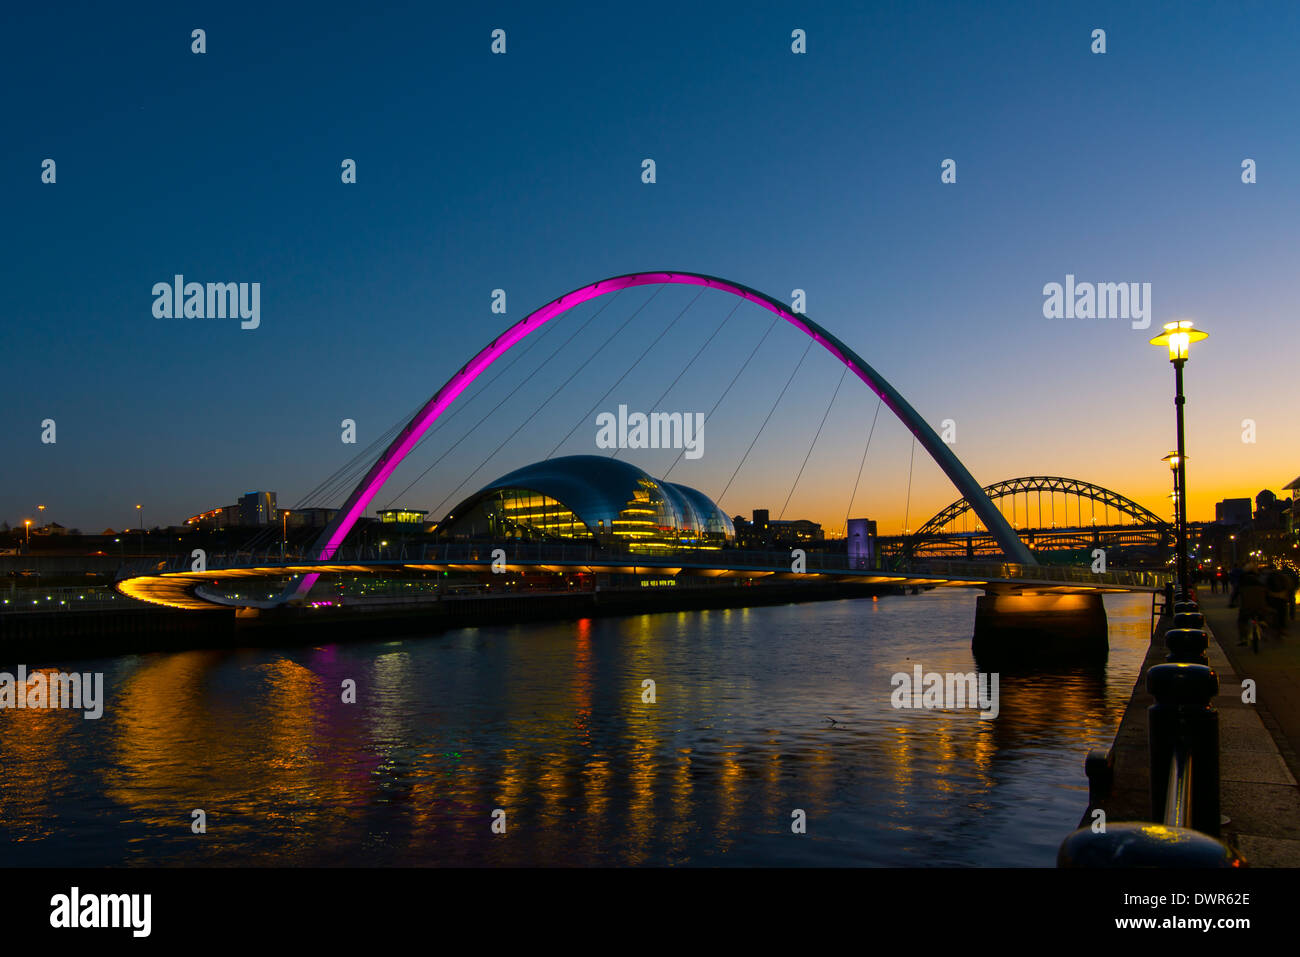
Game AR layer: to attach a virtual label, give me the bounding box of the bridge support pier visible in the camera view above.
[972,591,1108,667]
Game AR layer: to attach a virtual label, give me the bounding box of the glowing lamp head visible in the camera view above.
[1149,320,1208,362]
[1162,451,1183,472]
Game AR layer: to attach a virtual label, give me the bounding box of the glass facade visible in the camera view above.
[436,455,734,549]
[439,488,587,542]
[377,508,429,524]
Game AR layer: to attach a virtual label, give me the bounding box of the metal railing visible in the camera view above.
[903,558,1167,590]
[1,584,137,614]
[1058,596,1238,867]
[118,543,1168,591]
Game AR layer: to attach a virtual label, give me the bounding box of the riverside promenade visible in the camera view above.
[1087,591,1300,865]
[1199,591,1300,864]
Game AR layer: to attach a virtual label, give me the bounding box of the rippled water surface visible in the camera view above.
[0,592,1152,866]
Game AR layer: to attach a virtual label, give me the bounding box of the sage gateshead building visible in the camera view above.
[435,455,735,550]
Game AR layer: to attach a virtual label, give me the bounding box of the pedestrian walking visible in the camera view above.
[1265,565,1291,635]
[1237,562,1268,646]
[1229,562,1244,607]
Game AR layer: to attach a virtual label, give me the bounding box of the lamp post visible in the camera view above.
[1162,452,1182,570]
[1150,321,1208,596]
[135,504,143,557]
[24,519,31,545]
[282,510,290,561]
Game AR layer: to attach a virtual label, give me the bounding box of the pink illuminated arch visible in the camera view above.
[294,271,1034,596]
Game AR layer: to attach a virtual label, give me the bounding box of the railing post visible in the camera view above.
[1165,623,1209,666]
[1147,662,1220,837]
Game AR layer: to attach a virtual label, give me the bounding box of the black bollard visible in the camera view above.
[1165,627,1209,665]
[1172,611,1205,631]
[1058,822,1243,867]
[1147,662,1220,836]
[1084,747,1114,808]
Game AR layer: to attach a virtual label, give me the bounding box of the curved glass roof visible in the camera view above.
[667,482,736,539]
[440,455,733,544]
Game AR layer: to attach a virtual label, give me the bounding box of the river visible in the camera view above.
[0,590,1152,866]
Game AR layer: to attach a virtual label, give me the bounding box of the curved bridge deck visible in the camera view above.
[116,544,1167,610]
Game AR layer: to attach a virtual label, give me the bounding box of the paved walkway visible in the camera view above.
[1089,593,1300,865]
[1197,592,1300,865]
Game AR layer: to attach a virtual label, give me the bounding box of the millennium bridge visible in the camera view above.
[115,271,1171,660]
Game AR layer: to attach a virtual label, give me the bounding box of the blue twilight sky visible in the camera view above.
[2,0,1297,536]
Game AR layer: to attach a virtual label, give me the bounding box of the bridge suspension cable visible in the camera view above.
[612,295,744,460]
[902,435,916,537]
[779,365,847,521]
[297,395,427,510]
[374,302,568,504]
[546,286,704,460]
[295,303,566,528]
[348,320,563,518]
[844,397,883,534]
[427,284,666,520]
[304,317,564,518]
[236,391,436,552]
[664,313,780,480]
[380,288,630,511]
[715,337,814,509]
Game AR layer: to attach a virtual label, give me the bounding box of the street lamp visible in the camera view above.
[1161,452,1183,562]
[24,519,31,544]
[1150,320,1208,596]
[282,510,290,561]
[135,504,143,557]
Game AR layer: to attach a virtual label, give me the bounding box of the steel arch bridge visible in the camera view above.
[291,270,1036,592]
[116,273,1185,613]
[908,477,1170,558]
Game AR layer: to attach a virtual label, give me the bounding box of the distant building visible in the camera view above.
[769,519,823,544]
[285,508,338,528]
[186,505,240,529]
[733,509,823,547]
[1215,498,1252,525]
[185,491,279,528]
[1253,489,1293,533]
[1285,475,1300,503]
[377,508,429,524]
[847,518,878,569]
[239,491,277,526]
